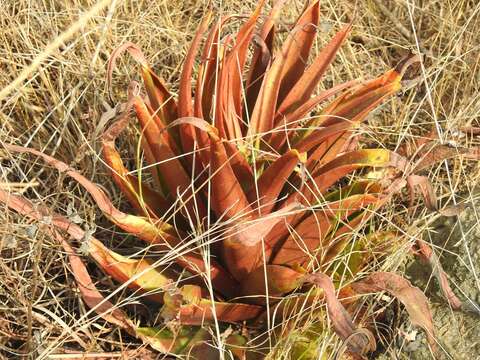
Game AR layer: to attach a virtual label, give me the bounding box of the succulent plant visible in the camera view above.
[3,1,479,359]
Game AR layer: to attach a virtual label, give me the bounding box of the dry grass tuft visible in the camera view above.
[1,0,479,359]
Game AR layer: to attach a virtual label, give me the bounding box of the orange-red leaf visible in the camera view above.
[275,23,352,119]
[87,239,174,303]
[178,12,212,155]
[221,203,301,281]
[4,144,180,246]
[272,193,380,267]
[352,272,436,352]
[209,138,252,220]
[239,265,304,304]
[269,80,358,150]
[305,273,376,355]
[244,0,282,118]
[102,109,171,218]
[277,0,320,105]
[223,0,265,138]
[107,42,177,125]
[248,149,306,215]
[134,97,207,221]
[162,285,262,325]
[310,149,408,196]
[248,2,323,143]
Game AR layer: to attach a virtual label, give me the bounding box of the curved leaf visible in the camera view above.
[272,193,381,267]
[4,144,180,246]
[162,285,263,325]
[134,97,207,221]
[247,149,306,215]
[0,190,136,332]
[275,23,352,119]
[239,265,304,304]
[305,273,376,355]
[352,272,437,352]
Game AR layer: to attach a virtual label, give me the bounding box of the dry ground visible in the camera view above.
[1,0,479,359]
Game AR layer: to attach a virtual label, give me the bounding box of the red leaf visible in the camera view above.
[248,1,322,143]
[414,240,472,312]
[244,0,280,119]
[178,12,212,156]
[209,138,252,220]
[272,194,380,267]
[276,0,320,105]
[221,0,265,138]
[248,149,306,215]
[107,42,177,125]
[162,286,262,325]
[102,106,171,218]
[352,272,437,352]
[275,23,352,118]
[134,97,207,221]
[305,273,376,355]
[269,80,358,151]
[221,203,302,281]
[239,265,305,304]
[0,190,135,332]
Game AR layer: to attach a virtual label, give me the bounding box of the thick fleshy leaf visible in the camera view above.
[178,12,212,155]
[314,70,402,130]
[352,272,437,352]
[103,161,169,219]
[221,206,287,283]
[141,66,178,126]
[4,144,180,246]
[102,108,171,218]
[269,80,358,151]
[294,118,355,154]
[141,136,164,193]
[244,0,284,118]
[209,137,252,220]
[276,0,320,105]
[87,239,174,303]
[221,0,265,138]
[162,285,262,325]
[248,1,322,143]
[247,149,306,215]
[290,56,420,175]
[223,140,255,190]
[305,273,376,355]
[271,193,381,267]
[221,203,302,281]
[275,23,352,120]
[107,41,177,125]
[227,202,302,247]
[303,79,406,175]
[239,265,304,304]
[134,97,207,221]
[60,235,136,331]
[309,149,408,197]
[0,190,136,332]
[307,54,421,138]
[194,17,228,120]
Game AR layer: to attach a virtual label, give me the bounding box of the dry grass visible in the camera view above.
[1,0,479,359]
